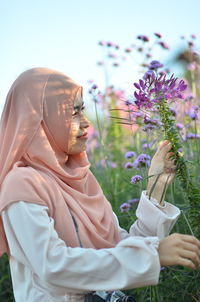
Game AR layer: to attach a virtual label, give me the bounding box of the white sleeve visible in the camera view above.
[117,191,181,240]
[2,201,161,293]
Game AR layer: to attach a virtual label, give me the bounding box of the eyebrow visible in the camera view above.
[73,101,84,110]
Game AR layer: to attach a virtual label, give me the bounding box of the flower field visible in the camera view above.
[86,33,200,301]
[0,33,200,301]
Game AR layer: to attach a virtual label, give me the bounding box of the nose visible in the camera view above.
[80,114,90,129]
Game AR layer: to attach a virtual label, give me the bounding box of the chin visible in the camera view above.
[68,145,87,155]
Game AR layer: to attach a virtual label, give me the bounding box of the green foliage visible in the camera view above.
[158,99,200,238]
[88,90,200,301]
[0,255,14,302]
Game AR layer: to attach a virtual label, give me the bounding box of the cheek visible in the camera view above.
[68,121,79,144]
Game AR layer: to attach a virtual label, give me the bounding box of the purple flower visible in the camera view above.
[144,116,159,125]
[142,142,153,150]
[142,124,157,132]
[125,151,136,158]
[188,41,194,47]
[188,110,198,120]
[186,133,200,140]
[132,112,144,119]
[133,154,151,168]
[97,61,104,66]
[125,99,132,106]
[124,162,134,169]
[159,41,170,49]
[137,35,149,42]
[98,40,106,46]
[154,32,162,38]
[120,202,131,213]
[146,53,152,58]
[187,63,196,71]
[149,60,164,70]
[176,123,184,130]
[107,41,113,47]
[169,108,177,116]
[143,70,156,81]
[91,84,98,90]
[133,72,187,110]
[127,198,140,205]
[125,48,132,53]
[130,175,142,184]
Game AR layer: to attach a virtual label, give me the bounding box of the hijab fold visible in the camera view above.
[0,68,120,256]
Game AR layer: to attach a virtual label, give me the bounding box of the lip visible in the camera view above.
[77,132,88,139]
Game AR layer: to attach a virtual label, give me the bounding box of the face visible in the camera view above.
[67,96,89,155]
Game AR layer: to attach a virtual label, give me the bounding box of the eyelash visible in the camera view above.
[73,106,85,116]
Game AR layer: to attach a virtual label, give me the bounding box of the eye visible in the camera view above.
[72,110,78,116]
[72,106,85,116]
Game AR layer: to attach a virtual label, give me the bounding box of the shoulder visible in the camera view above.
[0,165,55,210]
[2,165,52,188]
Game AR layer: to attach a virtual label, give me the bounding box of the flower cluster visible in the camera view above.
[133,153,151,168]
[130,175,142,184]
[133,65,187,109]
[120,202,131,212]
[132,61,200,237]
[120,198,139,213]
[124,151,136,158]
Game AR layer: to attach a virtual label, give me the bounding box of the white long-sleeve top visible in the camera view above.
[1,191,180,302]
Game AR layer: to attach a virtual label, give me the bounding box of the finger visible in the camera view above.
[161,173,176,183]
[164,163,176,172]
[179,234,200,249]
[180,250,200,267]
[180,241,200,258]
[156,142,172,158]
[154,141,169,154]
[164,155,176,171]
[177,257,196,269]
[159,140,170,149]
[165,152,175,160]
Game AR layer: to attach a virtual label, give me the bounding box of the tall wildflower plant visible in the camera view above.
[133,62,200,238]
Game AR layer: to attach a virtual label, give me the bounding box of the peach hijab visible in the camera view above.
[0,68,120,256]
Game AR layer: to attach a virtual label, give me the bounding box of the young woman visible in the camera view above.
[0,68,199,302]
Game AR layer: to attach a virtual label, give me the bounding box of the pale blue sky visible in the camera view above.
[0,0,199,111]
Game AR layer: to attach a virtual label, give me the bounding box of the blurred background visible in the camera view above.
[0,0,199,111]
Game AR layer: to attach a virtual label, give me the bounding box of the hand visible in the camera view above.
[158,233,200,269]
[146,140,176,204]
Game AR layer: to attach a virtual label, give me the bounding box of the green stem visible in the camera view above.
[158,99,200,238]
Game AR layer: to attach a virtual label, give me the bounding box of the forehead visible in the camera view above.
[74,93,83,107]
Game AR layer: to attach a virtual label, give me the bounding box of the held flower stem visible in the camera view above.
[133,63,200,238]
[157,98,200,237]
